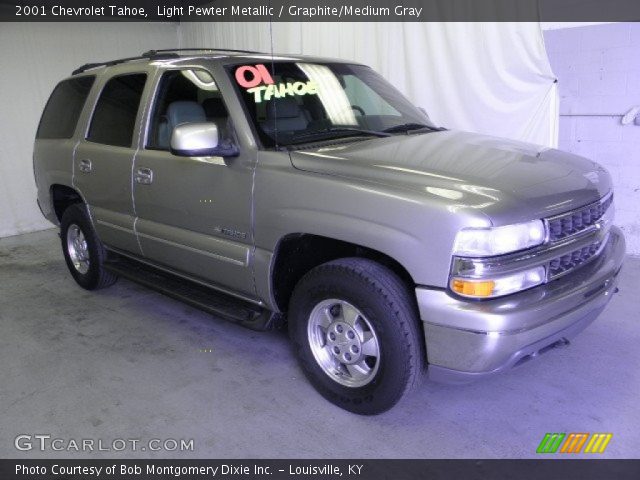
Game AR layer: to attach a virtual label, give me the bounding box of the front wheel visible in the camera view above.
[289,258,424,414]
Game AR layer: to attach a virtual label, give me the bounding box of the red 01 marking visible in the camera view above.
[235,64,274,88]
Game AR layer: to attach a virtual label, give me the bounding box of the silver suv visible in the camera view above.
[33,49,625,414]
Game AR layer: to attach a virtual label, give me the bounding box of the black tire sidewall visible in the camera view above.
[60,204,105,290]
[289,261,420,414]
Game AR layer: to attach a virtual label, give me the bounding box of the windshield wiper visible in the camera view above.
[291,126,391,143]
[382,123,440,134]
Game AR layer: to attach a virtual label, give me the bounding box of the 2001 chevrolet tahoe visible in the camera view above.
[33,49,625,414]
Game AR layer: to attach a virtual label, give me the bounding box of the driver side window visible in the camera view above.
[146,69,230,151]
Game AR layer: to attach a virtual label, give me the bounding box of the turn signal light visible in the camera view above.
[451,279,495,297]
[450,265,546,299]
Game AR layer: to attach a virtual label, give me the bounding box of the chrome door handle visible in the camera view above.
[134,167,153,185]
[78,159,92,173]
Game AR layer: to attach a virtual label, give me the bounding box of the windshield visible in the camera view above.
[228,61,436,147]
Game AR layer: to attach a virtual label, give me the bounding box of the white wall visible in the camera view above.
[542,22,616,30]
[544,23,640,255]
[0,22,178,238]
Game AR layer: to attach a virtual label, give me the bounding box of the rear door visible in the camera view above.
[74,71,149,254]
[132,67,256,297]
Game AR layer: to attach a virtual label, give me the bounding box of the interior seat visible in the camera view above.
[202,97,230,139]
[260,97,310,137]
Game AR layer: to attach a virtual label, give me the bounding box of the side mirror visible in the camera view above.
[170,122,239,157]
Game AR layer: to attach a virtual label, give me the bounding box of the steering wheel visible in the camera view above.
[336,105,366,119]
[351,105,366,116]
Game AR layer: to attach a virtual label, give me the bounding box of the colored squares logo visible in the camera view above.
[537,433,565,453]
[560,433,589,453]
[537,433,612,454]
[584,433,613,453]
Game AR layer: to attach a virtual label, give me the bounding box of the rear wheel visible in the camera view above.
[60,203,117,290]
[289,258,424,414]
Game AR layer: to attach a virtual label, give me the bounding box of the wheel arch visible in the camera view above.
[50,184,84,222]
[270,233,416,313]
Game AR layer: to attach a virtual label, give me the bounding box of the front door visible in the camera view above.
[133,68,255,297]
[74,72,148,255]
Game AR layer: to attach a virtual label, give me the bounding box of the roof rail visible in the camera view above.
[71,52,179,76]
[142,47,266,56]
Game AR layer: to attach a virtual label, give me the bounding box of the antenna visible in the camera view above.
[267,1,278,149]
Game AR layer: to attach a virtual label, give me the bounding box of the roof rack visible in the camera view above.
[142,47,267,56]
[72,47,268,76]
[71,52,179,76]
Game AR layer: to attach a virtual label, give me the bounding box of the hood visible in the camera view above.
[289,130,612,224]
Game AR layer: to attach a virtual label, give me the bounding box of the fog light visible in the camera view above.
[451,265,546,299]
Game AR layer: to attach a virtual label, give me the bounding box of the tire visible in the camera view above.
[60,203,117,290]
[288,257,424,415]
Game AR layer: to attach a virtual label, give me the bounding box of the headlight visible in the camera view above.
[453,220,546,257]
[450,265,546,299]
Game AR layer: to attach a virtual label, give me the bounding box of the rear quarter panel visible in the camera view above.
[33,139,77,224]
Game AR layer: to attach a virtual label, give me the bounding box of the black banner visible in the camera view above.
[3,0,640,22]
[1,460,640,480]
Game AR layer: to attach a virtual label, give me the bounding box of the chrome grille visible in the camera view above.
[547,239,603,280]
[547,194,613,242]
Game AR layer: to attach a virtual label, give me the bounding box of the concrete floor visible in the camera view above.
[1,228,639,459]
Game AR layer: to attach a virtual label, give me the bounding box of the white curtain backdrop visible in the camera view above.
[0,22,178,238]
[0,21,557,239]
[180,22,559,145]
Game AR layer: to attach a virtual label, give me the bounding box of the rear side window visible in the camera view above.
[87,74,147,147]
[36,76,95,139]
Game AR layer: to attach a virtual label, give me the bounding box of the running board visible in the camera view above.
[104,256,282,332]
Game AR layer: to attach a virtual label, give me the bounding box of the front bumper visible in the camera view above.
[417,226,625,384]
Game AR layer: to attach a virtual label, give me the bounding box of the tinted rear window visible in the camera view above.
[87,74,147,148]
[36,76,95,139]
